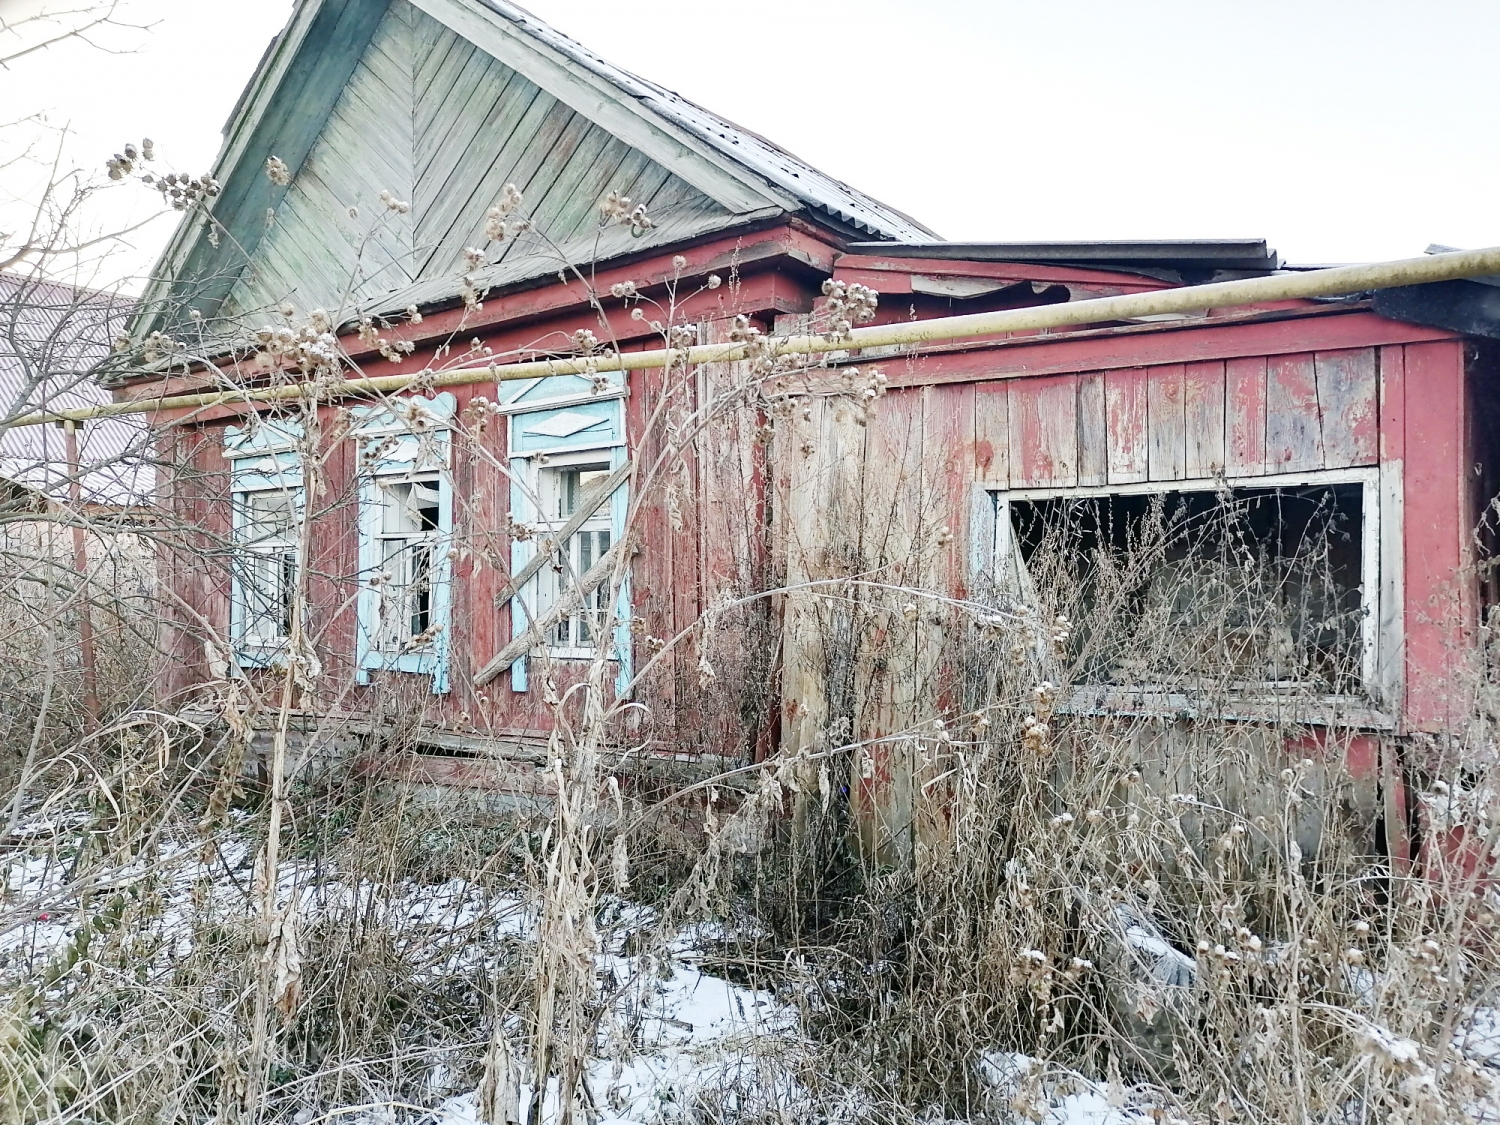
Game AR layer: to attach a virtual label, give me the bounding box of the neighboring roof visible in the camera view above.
[0,272,152,505]
[844,239,1281,278]
[138,0,934,337]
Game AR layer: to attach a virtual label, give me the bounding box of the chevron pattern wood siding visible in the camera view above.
[225,0,730,319]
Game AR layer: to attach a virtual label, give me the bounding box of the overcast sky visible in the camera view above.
[4,0,1498,288]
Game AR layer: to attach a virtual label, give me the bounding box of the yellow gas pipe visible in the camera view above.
[13,245,1500,429]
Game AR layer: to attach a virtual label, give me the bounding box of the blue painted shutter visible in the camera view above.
[351,394,456,694]
[225,418,304,669]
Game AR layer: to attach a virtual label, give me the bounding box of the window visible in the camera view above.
[232,488,298,646]
[224,417,303,667]
[374,477,442,652]
[500,373,631,694]
[990,470,1381,699]
[352,394,455,694]
[536,461,614,654]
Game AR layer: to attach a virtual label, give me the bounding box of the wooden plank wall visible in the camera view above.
[977,347,1379,488]
[1399,339,1470,731]
[229,0,730,319]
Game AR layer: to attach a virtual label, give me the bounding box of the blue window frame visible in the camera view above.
[225,418,304,669]
[352,394,455,694]
[500,373,632,696]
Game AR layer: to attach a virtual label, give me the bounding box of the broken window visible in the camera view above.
[224,417,304,667]
[374,477,443,651]
[994,476,1376,695]
[231,487,299,649]
[352,394,455,694]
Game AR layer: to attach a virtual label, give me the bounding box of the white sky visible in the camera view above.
[3,0,1498,289]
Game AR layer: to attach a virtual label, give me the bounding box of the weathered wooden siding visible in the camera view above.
[990,347,1380,489]
[226,0,733,320]
[1400,340,1471,731]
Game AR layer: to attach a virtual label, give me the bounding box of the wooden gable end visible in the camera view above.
[222,0,751,322]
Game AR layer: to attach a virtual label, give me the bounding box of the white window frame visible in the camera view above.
[503,373,631,697]
[224,418,304,669]
[983,467,1395,721]
[371,475,444,655]
[530,451,617,659]
[230,484,301,655]
[352,394,455,694]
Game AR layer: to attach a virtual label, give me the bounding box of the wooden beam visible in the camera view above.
[47,244,1500,430]
[475,540,622,686]
[496,457,633,609]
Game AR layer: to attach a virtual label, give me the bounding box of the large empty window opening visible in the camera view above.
[998,478,1374,695]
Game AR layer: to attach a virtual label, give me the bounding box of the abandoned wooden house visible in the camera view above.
[112,0,1500,853]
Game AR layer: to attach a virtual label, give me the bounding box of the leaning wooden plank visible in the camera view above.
[496,457,634,609]
[475,541,623,686]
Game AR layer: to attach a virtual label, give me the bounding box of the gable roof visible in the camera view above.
[139,0,934,336]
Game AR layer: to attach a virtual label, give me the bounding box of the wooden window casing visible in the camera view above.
[979,467,1396,727]
[224,418,304,669]
[352,394,455,694]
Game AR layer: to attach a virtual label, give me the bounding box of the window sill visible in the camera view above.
[545,648,619,661]
[233,641,289,667]
[1058,684,1394,731]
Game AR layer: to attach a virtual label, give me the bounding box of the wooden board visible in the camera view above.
[973,381,1010,484]
[1265,353,1324,472]
[1076,372,1107,486]
[1315,348,1379,468]
[1225,355,1267,475]
[1008,374,1077,488]
[1147,363,1187,481]
[1105,367,1149,484]
[1400,340,1468,731]
[1183,359,1226,477]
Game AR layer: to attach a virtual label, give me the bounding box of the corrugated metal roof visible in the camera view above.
[0,272,152,505]
[472,0,937,242]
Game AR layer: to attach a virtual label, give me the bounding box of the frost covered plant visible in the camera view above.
[820,277,878,339]
[108,138,220,212]
[599,189,654,234]
[483,182,525,241]
[377,188,411,214]
[253,315,345,377]
[356,316,418,363]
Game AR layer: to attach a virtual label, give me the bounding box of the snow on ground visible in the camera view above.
[1,815,803,1125]
[978,1052,1171,1125]
[429,957,794,1125]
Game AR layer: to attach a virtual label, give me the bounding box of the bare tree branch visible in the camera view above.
[0,1,152,69]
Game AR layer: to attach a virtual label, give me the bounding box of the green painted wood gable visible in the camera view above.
[141,0,392,334]
[221,0,748,322]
